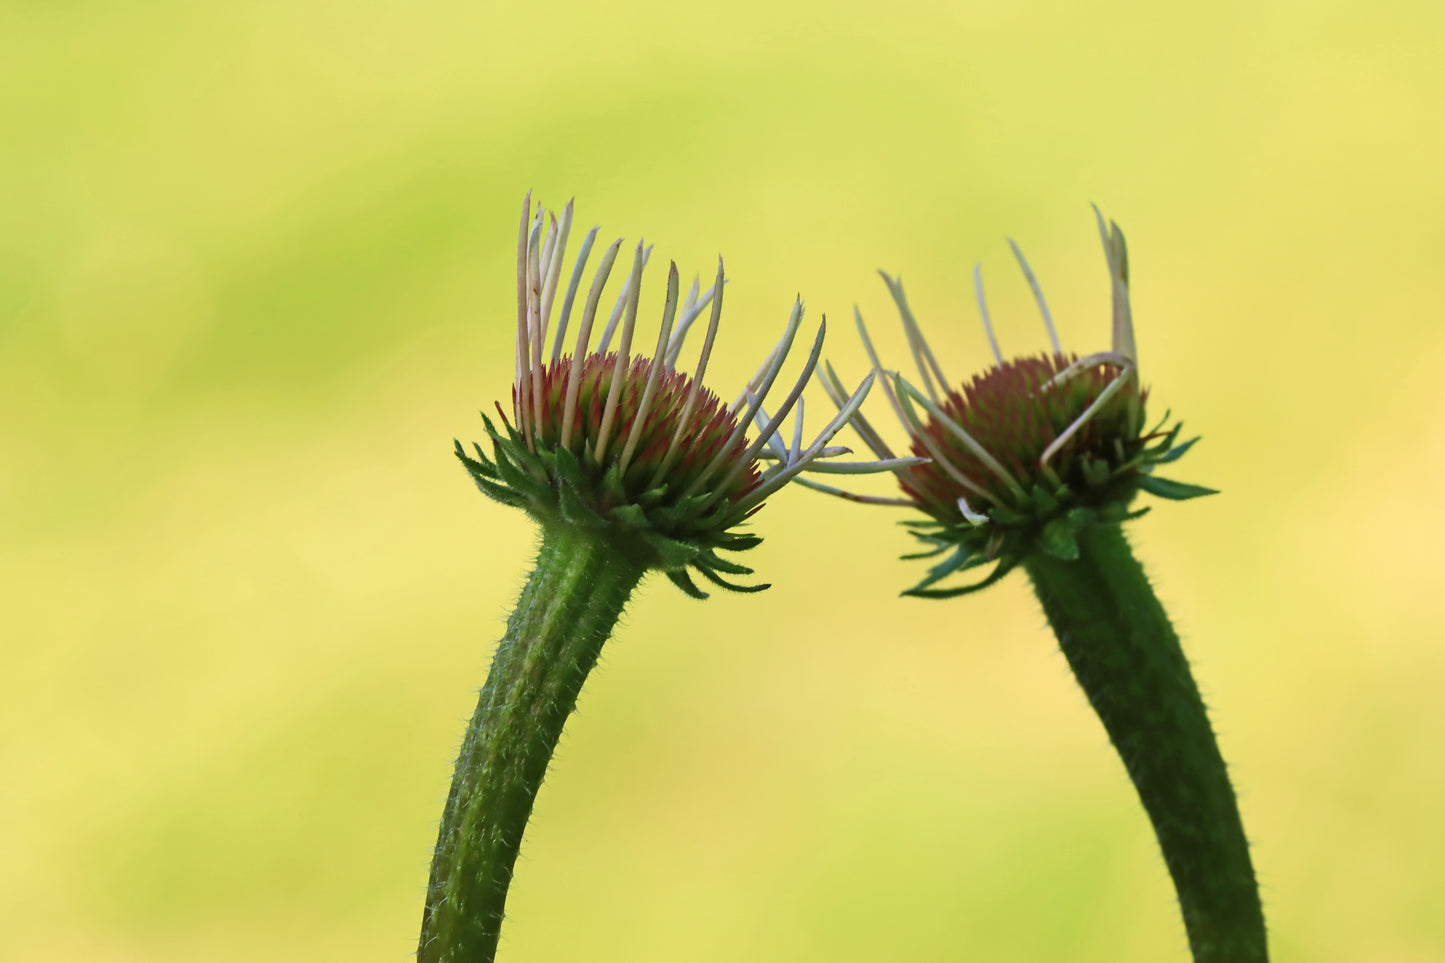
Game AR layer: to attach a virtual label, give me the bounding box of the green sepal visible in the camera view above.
[608,503,650,528]
[640,533,701,571]
[634,485,670,507]
[910,545,990,592]
[1142,421,1183,457]
[465,471,530,508]
[695,565,770,594]
[652,491,715,529]
[478,410,503,438]
[903,557,1019,598]
[1152,435,1201,465]
[600,462,628,504]
[1139,475,1219,500]
[666,569,710,599]
[693,498,743,534]
[557,478,605,527]
[470,442,501,476]
[1031,484,1061,514]
[1040,516,1081,560]
[547,445,588,487]
[456,439,501,480]
[491,445,549,500]
[455,448,495,481]
[713,531,762,553]
[1082,455,1112,487]
[988,505,1031,526]
[694,549,755,576]
[901,540,952,561]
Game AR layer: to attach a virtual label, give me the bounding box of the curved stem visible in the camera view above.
[419,525,645,963]
[1024,524,1266,962]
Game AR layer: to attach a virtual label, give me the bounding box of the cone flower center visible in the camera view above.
[899,353,1147,520]
[514,353,762,510]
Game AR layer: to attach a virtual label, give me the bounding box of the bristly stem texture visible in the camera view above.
[1024,523,1266,962]
[418,524,645,963]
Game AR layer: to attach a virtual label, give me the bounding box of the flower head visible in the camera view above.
[815,208,1215,597]
[459,194,907,597]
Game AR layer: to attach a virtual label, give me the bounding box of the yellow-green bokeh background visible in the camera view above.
[4,2,1443,960]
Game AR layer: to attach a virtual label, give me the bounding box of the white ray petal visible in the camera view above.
[703,316,827,508]
[1093,204,1136,365]
[665,282,724,367]
[619,262,680,473]
[748,396,791,462]
[730,369,878,514]
[551,225,599,364]
[593,242,647,462]
[1041,351,1132,391]
[815,360,895,460]
[881,272,951,404]
[801,455,929,475]
[1039,357,1136,470]
[757,445,852,460]
[973,263,1004,365]
[957,496,989,526]
[685,299,804,498]
[890,375,997,505]
[1007,238,1062,356]
[895,376,1023,498]
[651,259,726,488]
[515,192,533,441]
[539,201,574,348]
[526,215,546,440]
[596,244,654,355]
[794,476,919,507]
[559,238,622,450]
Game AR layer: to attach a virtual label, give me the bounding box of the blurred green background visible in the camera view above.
[3,1,1443,960]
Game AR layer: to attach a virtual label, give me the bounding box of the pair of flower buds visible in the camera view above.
[427,196,1260,963]
[458,194,1209,592]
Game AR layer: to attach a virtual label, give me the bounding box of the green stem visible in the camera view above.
[418,524,646,963]
[1023,524,1266,963]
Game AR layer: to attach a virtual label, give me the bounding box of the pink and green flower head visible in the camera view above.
[458,195,916,598]
[814,208,1214,597]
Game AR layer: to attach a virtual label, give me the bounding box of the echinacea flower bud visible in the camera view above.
[456,194,902,597]
[815,207,1213,596]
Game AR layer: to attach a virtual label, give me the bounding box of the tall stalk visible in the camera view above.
[1025,524,1265,962]
[419,526,644,962]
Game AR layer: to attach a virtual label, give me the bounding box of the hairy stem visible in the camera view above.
[419,524,645,963]
[1024,524,1266,963]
